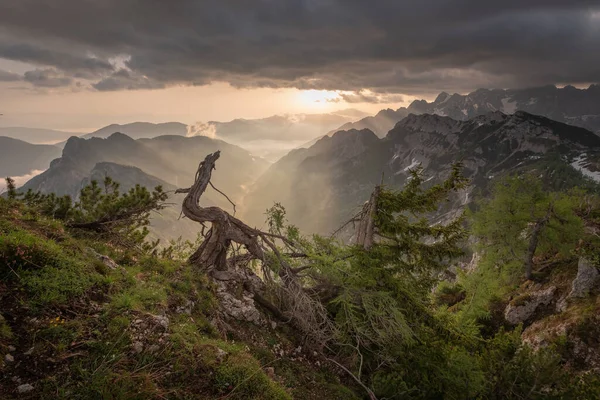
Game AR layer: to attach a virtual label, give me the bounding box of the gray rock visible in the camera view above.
[5,354,14,363]
[17,384,34,394]
[568,258,600,299]
[8,345,16,352]
[212,270,236,281]
[86,247,121,270]
[147,345,160,354]
[175,300,195,315]
[215,348,228,362]
[152,315,169,330]
[504,286,556,325]
[132,341,144,354]
[216,281,263,324]
[556,296,568,313]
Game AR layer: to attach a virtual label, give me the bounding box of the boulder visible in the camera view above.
[568,258,600,299]
[504,286,556,325]
[17,384,34,394]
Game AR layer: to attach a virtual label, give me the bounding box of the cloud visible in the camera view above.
[329,90,405,104]
[23,68,72,87]
[0,169,44,193]
[0,1,598,94]
[0,69,20,82]
[92,69,164,91]
[186,121,217,139]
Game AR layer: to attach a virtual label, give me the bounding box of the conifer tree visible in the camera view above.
[321,165,477,397]
[6,176,167,246]
[471,174,583,281]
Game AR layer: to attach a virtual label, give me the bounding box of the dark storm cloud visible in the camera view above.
[92,69,165,91]
[0,69,20,82]
[23,68,72,88]
[0,0,598,94]
[327,91,405,104]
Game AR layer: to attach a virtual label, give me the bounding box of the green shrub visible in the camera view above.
[0,228,100,306]
[215,352,291,400]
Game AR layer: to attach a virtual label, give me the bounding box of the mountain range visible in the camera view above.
[303,85,600,148]
[242,111,600,233]
[19,133,269,240]
[80,122,188,140]
[408,84,600,133]
[2,110,368,162]
[7,84,600,238]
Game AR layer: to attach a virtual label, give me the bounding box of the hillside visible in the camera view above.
[0,196,355,399]
[2,154,599,399]
[0,137,61,178]
[242,111,600,233]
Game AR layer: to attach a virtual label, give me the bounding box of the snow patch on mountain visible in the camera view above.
[501,98,517,114]
[571,154,600,182]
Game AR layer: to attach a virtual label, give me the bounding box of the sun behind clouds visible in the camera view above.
[295,89,340,109]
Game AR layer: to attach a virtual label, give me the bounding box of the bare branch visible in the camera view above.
[209,181,237,215]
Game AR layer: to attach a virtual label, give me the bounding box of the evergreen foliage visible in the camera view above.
[459,174,589,324]
[6,176,167,246]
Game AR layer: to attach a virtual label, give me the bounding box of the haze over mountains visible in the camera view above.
[5,84,600,238]
[0,127,80,144]
[80,122,188,141]
[243,110,600,233]
[0,137,61,177]
[15,132,268,240]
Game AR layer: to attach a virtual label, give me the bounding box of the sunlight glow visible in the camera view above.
[296,89,340,107]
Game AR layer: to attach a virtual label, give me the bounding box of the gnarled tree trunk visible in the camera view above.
[177,151,332,346]
[176,151,266,272]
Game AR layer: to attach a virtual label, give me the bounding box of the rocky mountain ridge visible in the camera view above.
[407,84,600,133]
[242,111,600,233]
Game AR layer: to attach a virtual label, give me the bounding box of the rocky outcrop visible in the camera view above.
[504,286,557,325]
[211,268,265,325]
[568,258,600,299]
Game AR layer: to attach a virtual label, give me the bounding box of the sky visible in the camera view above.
[0,1,599,131]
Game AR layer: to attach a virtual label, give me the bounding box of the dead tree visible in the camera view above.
[177,151,332,345]
[355,185,381,250]
[525,204,554,280]
[175,151,264,271]
[332,185,382,249]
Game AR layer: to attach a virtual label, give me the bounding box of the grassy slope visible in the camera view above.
[0,201,356,399]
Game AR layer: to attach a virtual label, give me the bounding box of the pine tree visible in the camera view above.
[470,174,583,281]
[10,176,167,246]
[320,165,478,398]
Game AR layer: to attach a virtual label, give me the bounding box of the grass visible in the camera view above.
[0,198,356,399]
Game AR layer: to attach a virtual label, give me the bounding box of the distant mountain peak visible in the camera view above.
[434,91,451,103]
[405,84,600,133]
[107,131,135,141]
[394,112,463,135]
